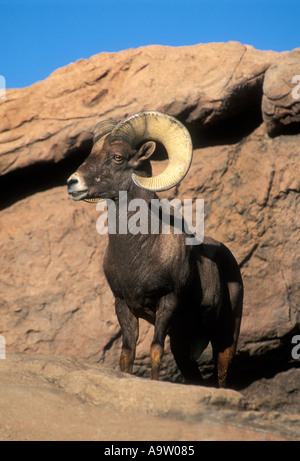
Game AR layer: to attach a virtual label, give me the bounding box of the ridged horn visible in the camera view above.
[109,111,193,192]
[93,119,118,144]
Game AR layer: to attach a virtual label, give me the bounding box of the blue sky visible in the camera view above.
[1,0,299,89]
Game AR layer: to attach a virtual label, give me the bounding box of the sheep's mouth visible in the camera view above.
[69,190,102,203]
[67,174,102,203]
[68,189,89,201]
[83,197,103,203]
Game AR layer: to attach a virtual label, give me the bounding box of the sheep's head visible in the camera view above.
[67,111,193,203]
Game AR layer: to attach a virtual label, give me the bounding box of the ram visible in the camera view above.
[67,111,243,387]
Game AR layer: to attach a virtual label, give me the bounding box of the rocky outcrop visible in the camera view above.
[262,48,300,136]
[0,355,298,441]
[0,42,278,176]
[1,125,299,382]
[0,42,299,440]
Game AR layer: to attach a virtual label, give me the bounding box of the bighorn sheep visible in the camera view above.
[67,111,243,387]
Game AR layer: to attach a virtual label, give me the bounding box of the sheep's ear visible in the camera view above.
[136,141,156,164]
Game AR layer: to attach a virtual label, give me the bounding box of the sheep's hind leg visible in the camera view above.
[115,298,139,374]
[211,280,243,388]
[212,341,236,388]
[169,332,202,384]
[150,294,178,380]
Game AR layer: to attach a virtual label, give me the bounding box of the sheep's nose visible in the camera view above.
[67,176,78,187]
[67,174,79,193]
[67,173,88,200]
[67,172,79,185]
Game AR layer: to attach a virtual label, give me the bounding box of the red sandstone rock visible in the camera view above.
[0,44,299,434]
[0,42,278,175]
[1,355,297,441]
[262,48,300,135]
[0,123,299,380]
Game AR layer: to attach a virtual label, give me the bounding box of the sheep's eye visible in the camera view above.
[113,154,124,163]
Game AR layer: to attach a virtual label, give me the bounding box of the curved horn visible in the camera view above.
[93,119,118,144]
[109,111,193,191]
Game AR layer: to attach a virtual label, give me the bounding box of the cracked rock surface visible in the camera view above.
[262,48,300,136]
[0,42,278,175]
[0,355,298,441]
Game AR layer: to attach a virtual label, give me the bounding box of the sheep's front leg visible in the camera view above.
[150,293,178,380]
[115,298,139,374]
